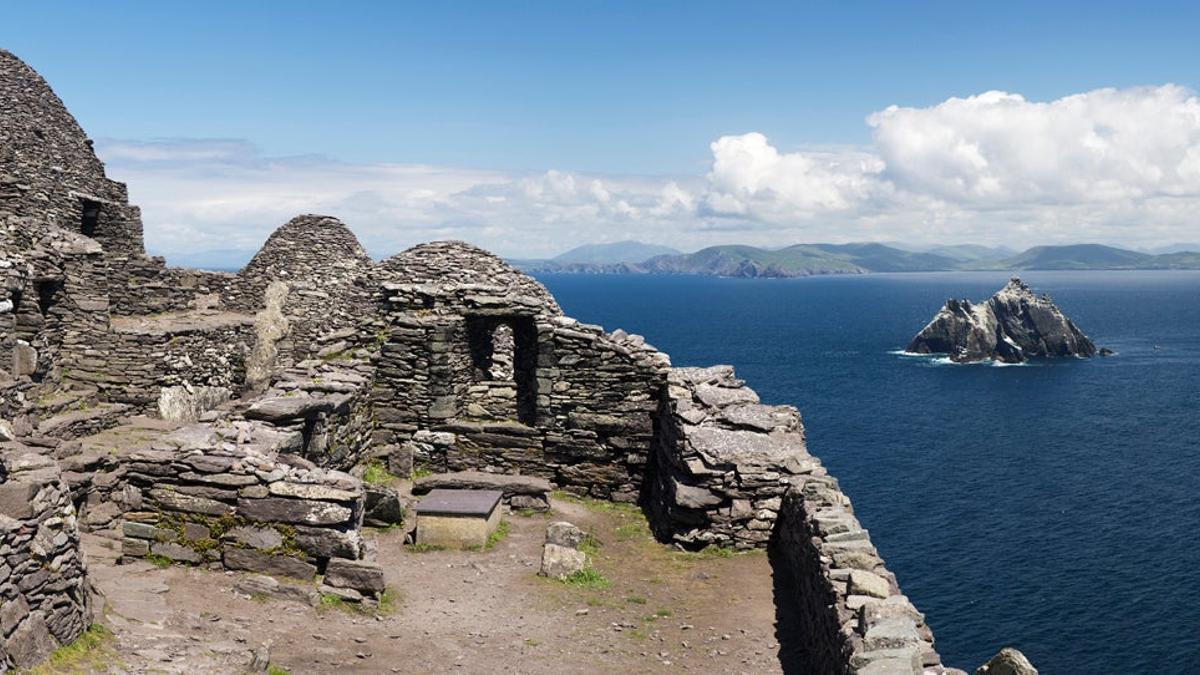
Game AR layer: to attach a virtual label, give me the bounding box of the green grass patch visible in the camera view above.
[406,542,445,553]
[318,587,400,617]
[655,608,673,618]
[560,567,611,590]
[486,520,510,549]
[30,624,115,674]
[625,595,647,605]
[550,491,644,517]
[145,553,172,569]
[577,533,602,558]
[362,459,400,486]
[411,466,434,479]
[615,522,649,540]
[267,666,291,675]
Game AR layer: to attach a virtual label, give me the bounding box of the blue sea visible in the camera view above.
[536,270,1200,674]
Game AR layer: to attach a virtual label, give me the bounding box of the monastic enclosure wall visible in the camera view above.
[772,479,951,674]
[0,448,93,671]
[647,365,812,549]
[104,313,254,413]
[1,49,144,255]
[107,255,236,316]
[118,420,368,581]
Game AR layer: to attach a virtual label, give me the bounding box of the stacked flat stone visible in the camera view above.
[117,419,383,594]
[0,49,143,254]
[0,447,93,671]
[238,355,377,471]
[105,311,254,414]
[773,481,958,675]
[373,243,669,501]
[226,215,377,364]
[647,364,814,549]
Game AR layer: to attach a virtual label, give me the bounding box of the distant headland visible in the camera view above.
[509,241,1200,278]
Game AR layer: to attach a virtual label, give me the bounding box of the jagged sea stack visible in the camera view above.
[908,277,1098,363]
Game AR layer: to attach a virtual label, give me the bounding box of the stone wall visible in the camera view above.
[647,364,812,549]
[0,446,93,671]
[772,477,954,675]
[373,243,668,502]
[118,420,369,583]
[107,255,235,316]
[104,311,254,413]
[1,49,144,255]
[239,356,377,471]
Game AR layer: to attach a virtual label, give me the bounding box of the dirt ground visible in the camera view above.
[76,495,786,674]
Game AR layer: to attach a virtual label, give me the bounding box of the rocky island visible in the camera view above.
[907,277,1098,363]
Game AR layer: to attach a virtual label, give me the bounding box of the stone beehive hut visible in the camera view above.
[0,48,982,674]
[0,48,143,254]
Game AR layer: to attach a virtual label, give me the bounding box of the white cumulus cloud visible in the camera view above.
[97,84,1200,262]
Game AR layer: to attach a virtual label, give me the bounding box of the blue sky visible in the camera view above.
[5,2,1200,258]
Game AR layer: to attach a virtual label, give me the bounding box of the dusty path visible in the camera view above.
[81,496,784,674]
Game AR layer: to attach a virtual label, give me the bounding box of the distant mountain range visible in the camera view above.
[513,241,1200,277]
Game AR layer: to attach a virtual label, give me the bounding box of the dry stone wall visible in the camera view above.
[105,312,254,414]
[373,242,667,502]
[0,49,143,254]
[117,419,372,585]
[773,483,957,675]
[0,446,93,671]
[648,365,812,549]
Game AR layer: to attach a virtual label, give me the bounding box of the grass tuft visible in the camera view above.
[145,553,172,569]
[30,624,115,674]
[560,567,611,590]
[267,666,291,675]
[362,459,400,486]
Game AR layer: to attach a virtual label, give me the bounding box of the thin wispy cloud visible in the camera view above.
[99,84,1200,261]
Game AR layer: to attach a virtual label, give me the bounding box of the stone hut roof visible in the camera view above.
[234,214,374,307]
[0,49,142,252]
[380,241,561,315]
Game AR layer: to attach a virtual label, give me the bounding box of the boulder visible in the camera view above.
[539,543,587,579]
[545,521,584,548]
[363,484,404,527]
[324,559,386,595]
[4,611,58,669]
[975,648,1038,675]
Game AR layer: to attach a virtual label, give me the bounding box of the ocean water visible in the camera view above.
[535,270,1200,674]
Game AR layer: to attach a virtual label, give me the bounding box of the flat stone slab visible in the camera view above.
[413,471,552,498]
[415,489,502,517]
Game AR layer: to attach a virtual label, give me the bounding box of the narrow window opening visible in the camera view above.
[467,316,539,425]
[80,199,101,237]
[35,280,63,317]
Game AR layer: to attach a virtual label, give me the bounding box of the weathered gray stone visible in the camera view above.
[244,396,335,423]
[975,648,1038,675]
[847,569,892,599]
[236,497,352,525]
[363,484,404,527]
[539,543,586,579]
[149,487,233,516]
[5,611,59,669]
[223,547,317,581]
[151,541,203,564]
[223,526,284,550]
[545,521,584,549]
[324,559,385,595]
[267,481,358,502]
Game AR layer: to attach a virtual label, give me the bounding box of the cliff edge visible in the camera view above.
[907,277,1098,363]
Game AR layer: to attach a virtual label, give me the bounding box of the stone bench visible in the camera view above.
[413,471,552,511]
[414,489,503,549]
